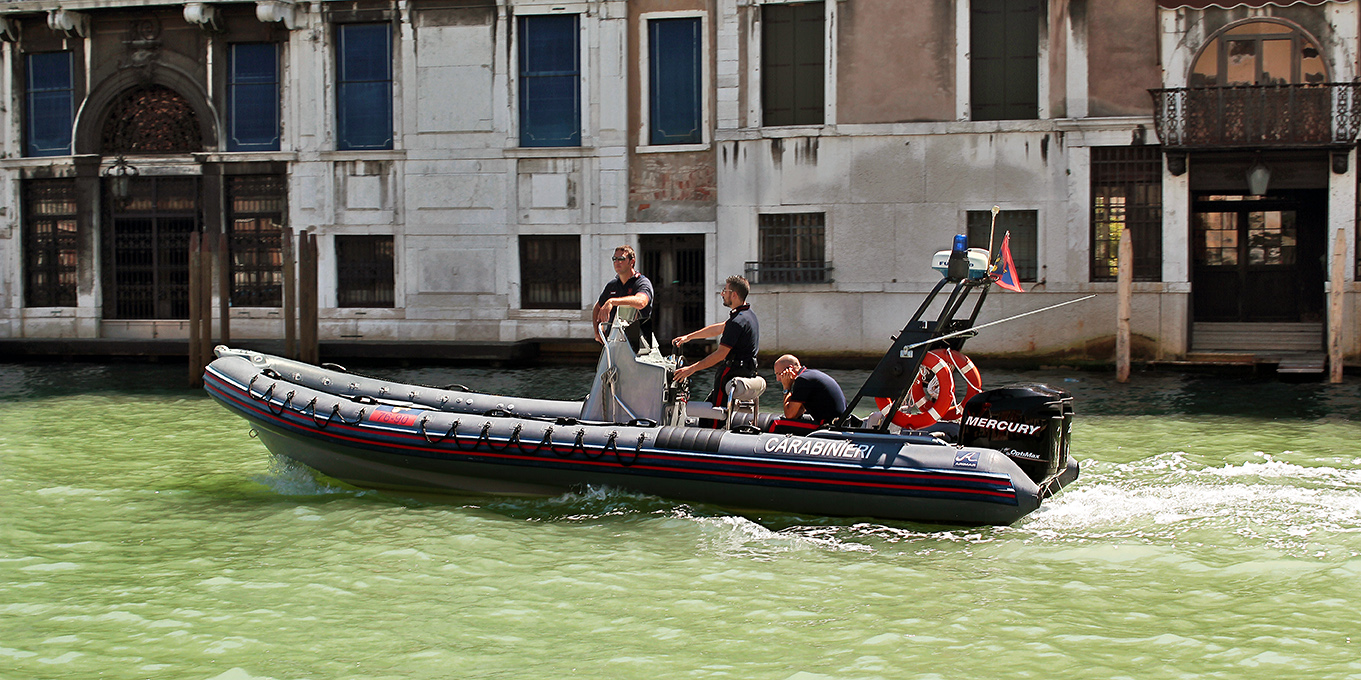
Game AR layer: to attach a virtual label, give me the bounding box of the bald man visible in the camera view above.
[773,354,846,427]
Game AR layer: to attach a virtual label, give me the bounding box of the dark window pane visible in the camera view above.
[519,15,581,147]
[26,52,74,157]
[1090,146,1163,282]
[968,210,1038,282]
[336,235,395,307]
[520,235,581,308]
[23,179,79,307]
[971,0,1038,121]
[336,24,393,150]
[650,18,703,145]
[229,43,280,151]
[762,3,824,126]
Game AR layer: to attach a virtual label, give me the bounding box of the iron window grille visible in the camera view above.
[100,85,203,154]
[967,210,1038,282]
[1090,146,1163,282]
[336,235,395,308]
[22,179,79,307]
[747,213,831,284]
[520,235,581,309]
[227,176,286,307]
[102,176,201,319]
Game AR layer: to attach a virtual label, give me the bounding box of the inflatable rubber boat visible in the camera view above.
[204,245,1079,525]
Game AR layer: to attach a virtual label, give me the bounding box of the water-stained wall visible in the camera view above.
[1085,0,1159,116]
[836,0,956,124]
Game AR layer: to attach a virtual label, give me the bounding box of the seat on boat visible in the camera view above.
[685,374,767,429]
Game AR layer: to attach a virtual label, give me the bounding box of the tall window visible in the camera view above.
[228,43,281,152]
[649,17,702,145]
[25,52,74,157]
[520,235,580,309]
[336,235,395,307]
[336,23,393,151]
[23,179,79,307]
[519,15,581,147]
[967,210,1038,282]
[761,3,824,126]
[749,212,829,284]
[971,0,1039,121]
[227,176,285,307]
[1091,147,1163,282]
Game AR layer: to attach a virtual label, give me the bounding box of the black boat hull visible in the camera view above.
[205,350,1078,525]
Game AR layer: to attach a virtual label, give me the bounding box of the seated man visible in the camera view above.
[771,354,847,434]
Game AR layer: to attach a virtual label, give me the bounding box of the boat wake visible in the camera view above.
[1020,452,1361,552]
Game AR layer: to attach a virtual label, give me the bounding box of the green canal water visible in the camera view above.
[3,361,1361,679]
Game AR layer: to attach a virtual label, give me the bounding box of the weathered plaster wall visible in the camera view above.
[1086,0,1158,117]
[836,0,955,123]
[624,0,718,224]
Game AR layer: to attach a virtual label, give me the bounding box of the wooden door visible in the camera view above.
[1191,191,1324,322]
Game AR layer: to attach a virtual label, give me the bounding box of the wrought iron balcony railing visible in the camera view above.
[1150,83,1361,149]
[743,260,834,285]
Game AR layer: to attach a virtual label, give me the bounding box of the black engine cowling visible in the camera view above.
[959,383,1073,483]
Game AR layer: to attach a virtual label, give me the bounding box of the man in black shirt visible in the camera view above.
[672,275,759,412]
[773,354,846,428]
[593,245,654,351]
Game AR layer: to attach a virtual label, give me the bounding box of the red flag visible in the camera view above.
[992,232,1025,292]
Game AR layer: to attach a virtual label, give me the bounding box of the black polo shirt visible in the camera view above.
[789,368,846,425]
[597,273,654,324]
[720,304,759,363]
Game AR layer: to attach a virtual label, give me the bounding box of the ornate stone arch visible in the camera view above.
[73,66,220,155]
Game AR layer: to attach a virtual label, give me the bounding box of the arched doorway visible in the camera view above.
[99,85,205,320]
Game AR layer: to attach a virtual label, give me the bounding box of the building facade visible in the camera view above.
[0,0,1357,363]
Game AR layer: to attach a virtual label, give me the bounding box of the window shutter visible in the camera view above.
[519,15,581,147]
[26,53,74,157]
[650,18,702,145]
[229,44,281,152]
[337,24,393,151]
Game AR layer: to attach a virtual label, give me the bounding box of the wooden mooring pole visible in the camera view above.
[188,231,202,387]
[282,226,297,359]
[1116,228,1132,383]
[199,232,214,377]
[218,231,231,346]
[1330,228,1345,383]
[300,231,319,365]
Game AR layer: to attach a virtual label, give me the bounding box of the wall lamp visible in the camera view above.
[104,156,139,201]
[1246,157,1271,196]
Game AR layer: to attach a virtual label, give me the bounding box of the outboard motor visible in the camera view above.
[958,383,1073,483]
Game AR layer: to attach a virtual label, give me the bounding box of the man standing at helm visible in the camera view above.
[672,275,759,414]
[593,245,654,351]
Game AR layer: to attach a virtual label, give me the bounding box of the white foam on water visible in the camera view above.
[1022,452,1361,548]
[249,454,350,497]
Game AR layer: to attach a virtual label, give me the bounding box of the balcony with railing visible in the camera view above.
[1150,83,1361,149]
[743,261,834,285]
